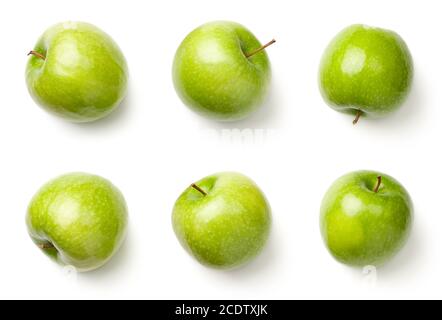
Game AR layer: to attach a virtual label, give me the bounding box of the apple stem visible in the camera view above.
[353,110,362,125]
[374,176,382,193]
[28,50,46,61]
[191,184,207,196]
[38,243,54,250]
[246,39,276,58]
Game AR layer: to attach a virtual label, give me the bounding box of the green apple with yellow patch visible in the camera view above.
[26,22,128,122]
[27,173,128,272]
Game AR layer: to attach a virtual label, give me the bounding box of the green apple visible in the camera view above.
[173,21,274,121]
[27,173,128,272]
[172,172,272,269]
[26,22,128,122]
[319,25,413,124]
[320,171,413,267]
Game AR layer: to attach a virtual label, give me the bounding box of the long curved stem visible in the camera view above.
[246,39,276,58]
[191,184,207,196]
[28,51,46,61]
[38,243,55,250]
[374,176,382,193]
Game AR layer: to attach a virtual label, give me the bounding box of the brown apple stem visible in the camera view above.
[28,50,46,61]
[246,39,276,58]
[38,243,55,250]
[374,176,382,193]
[353,110,362,125]
[191,184,207,196]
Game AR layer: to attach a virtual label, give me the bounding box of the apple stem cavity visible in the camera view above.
[191,184,207,196]
[28,50,46,61]
[353,110,362,125]
[246,39,276,58]
[374,176,382,193]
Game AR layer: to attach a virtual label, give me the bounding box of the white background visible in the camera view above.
[0,0,438,300]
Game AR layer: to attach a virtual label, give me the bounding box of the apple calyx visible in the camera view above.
[353,110,363,125]
[246,39,276,58]
[374,176,382,193]
[28,50,46,61]
[191,183,207,196]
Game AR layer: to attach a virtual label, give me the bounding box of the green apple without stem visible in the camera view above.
[26,22,128,122]
[173,21,274,121]
[172,172,272,269]
[319,24,413,124]
[27,173,128,272]
[320,171,413,267]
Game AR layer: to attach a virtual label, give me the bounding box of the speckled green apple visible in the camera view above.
[26,22,128,122]
[27,173,128,272]
[173,21,273,121]
[319,25,413,124]
[173,172,271,269]
[320,171,413,267]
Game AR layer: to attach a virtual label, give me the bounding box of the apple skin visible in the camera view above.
[319,25,413,119]
[26,173,128,272]
[26,22,128,123]
[173,21,271,121]
[172,172,271,269]
[320,171,413,267]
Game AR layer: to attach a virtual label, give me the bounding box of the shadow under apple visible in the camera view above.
[344,217,424,283]
[376,218,425,280]
[195,80,283,131]
[199,226,281,284]
[66,86,134,132]
[353,69,426,133]
[78,227,133,283]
